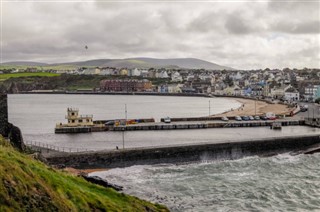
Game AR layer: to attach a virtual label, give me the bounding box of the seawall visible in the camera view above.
[45,134,320,169]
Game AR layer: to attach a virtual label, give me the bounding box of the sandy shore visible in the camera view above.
[64,167,109,175]
[215,98,292,117]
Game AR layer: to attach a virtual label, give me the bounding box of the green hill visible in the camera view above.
[2,57,234,70]
[0,136,168,211]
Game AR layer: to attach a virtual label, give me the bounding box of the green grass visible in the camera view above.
[0,137,168,211]
[0,72,60,81]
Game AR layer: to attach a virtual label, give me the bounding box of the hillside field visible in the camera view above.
[0,72,60,81]
[0,136,168,211]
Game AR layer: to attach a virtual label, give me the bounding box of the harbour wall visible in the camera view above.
[45,134,320,169]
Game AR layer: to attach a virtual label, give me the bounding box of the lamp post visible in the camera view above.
[125,104,127,120]
[122,103,127,150]
[122,128,125,150]
[313,108,315,120]
[255,98,257,116]
[209,100,211,116]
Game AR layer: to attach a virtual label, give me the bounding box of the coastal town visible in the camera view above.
[2,66,320,103]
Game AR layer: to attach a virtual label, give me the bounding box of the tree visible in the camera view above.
[315,98,320,104]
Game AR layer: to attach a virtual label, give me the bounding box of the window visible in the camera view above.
[71,113,74,116]
[72,120,75,123]
[79,120,82,123]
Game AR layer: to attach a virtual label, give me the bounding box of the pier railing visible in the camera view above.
[24,140,91,153]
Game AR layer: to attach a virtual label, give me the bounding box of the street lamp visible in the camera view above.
[122,103,127,150]
[255,98,257,116]
[122,128,125,150]
[209,100,211,116]
[125,104,127,120]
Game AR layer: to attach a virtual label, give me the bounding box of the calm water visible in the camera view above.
[9,94,320,151]
[8,94,320,151]
[92,153,320,211]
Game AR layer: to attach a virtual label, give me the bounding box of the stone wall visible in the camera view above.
[0,94,9,137]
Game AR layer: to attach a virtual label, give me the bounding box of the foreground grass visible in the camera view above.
[0,137,168,211]
[0,72,60,81]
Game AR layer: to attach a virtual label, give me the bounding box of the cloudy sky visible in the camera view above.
[1,0,319,69]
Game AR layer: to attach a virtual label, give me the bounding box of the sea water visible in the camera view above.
[92,153,320,211]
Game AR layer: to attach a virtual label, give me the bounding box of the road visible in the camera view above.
[297,103,320,119]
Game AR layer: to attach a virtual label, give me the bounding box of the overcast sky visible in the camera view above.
[1,0,320,69]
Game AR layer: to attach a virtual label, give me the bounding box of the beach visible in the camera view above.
[215,98,292,117]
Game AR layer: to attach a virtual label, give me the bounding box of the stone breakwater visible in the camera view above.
[45,134,320,169]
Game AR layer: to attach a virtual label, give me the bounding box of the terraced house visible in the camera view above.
[100,79,153,92]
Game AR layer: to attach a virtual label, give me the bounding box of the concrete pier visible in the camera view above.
[54,118,305,133]
[45,134,320,169]
[113,119,304,131]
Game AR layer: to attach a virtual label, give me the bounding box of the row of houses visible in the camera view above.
[100,79,153,92]
[5,65,319,102]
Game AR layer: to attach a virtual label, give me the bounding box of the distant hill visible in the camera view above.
[1,58,233,70]
[131,57,233,70]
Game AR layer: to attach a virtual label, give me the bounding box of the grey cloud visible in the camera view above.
[187,12,220,33]
[225,13,253,34]
[2,1,320,69]
[272,20,320,34]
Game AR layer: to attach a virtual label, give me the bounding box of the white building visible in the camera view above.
[158,70,169,78]
[171,71,183,82]
[100,68,112,76]
[129,68,141,77]
[305,85,320,101]
[167,84,182,93]
[284,86,300,102]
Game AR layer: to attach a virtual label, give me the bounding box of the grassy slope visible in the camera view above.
[0,72,60,81]
[0,137,168,211]
[1,74,171,91]
[0,65,83,71]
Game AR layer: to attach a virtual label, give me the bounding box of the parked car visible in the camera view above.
[221,116,229,121]
[300,107,307,112]
[300,105,308,112]
[164,117,171,123]
[266,112,276,120]
[105,120,115,126]
[268,116,277,120]
[248,116,255,120]
[235,116,242,121]
[254,116,260,120]
[260,116,268,120]
[241,116,250,121]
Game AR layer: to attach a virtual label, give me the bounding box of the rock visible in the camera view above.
[80,174,123,191]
